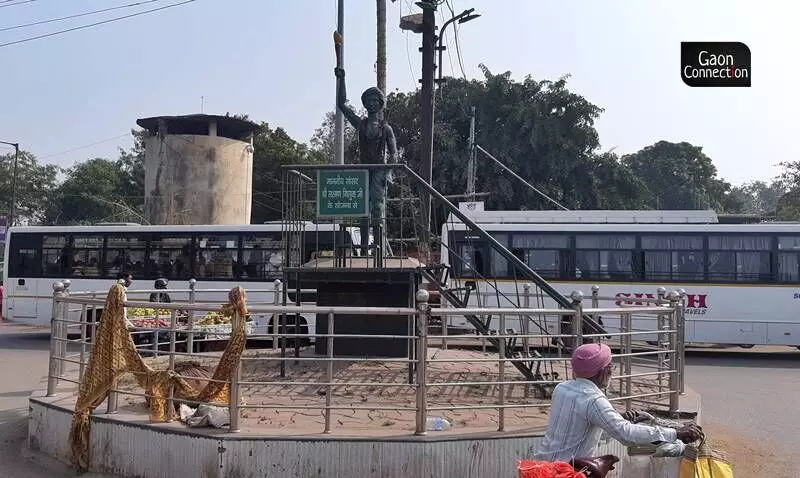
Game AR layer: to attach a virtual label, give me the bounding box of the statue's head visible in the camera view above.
[361,87,385,114]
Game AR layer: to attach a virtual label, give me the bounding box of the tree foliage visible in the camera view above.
[251,122,326,223]
[620,141,737,211]
[0,150,58,225]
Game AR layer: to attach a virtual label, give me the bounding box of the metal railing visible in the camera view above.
[45,281,686,435]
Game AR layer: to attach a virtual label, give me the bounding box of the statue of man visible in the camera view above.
[334,66,398,258]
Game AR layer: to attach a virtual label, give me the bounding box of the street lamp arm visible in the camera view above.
[436,9,478,85]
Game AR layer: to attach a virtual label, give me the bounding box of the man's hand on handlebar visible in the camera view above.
[676,424,703,443]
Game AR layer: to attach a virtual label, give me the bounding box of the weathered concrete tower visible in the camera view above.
[137,114,260,225]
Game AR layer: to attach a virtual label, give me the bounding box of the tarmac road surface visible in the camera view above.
[0,323,117,478]
[684,346,800,475]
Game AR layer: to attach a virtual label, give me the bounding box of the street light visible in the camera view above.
[437,8,481,87]
[0,140,19,227]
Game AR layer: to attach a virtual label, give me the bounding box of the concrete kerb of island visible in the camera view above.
[27,384,701,478]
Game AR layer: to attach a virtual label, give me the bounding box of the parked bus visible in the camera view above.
[441,205,800,349]
[1,222,360,334]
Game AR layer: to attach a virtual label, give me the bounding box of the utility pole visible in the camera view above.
[0,141,19,227]
[376,0,387,94]
[333,0,345,165]
[418,1,437,255]
[466,105,476,200]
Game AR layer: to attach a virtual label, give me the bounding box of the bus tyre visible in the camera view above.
[739,344,755,349]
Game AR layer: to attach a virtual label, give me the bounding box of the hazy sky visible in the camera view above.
[0,0,795,186]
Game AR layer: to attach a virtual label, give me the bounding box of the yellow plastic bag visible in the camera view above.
[679,438,734,478]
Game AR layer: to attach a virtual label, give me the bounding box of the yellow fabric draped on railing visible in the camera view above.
[67,284,248,472]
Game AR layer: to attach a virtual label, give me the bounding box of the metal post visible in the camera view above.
[570,291,584,349]
[79,303,88,381]
[58,284,70,377]
[522,284,531,358]
[272,280,281,351]
[324,312,335,433]
[667,292,680,416]
[498,313,506,432]
[166,309,177,422]
[466,106,476,199]
[333,0,345,165]
[677,289,687,394]
[655,287,666,392]
[228,362,241,433]
[187,278,196,353]
[229,313,242,433]
[47,282,65,396]
[622,312,633,412]
[415,290,429,436]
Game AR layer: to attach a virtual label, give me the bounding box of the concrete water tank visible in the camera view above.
[137,114,260,225]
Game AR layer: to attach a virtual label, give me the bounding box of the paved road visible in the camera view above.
[0,322,115,478]
[684,347,800,472]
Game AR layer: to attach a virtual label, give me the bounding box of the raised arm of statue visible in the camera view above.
[334,67,361,128]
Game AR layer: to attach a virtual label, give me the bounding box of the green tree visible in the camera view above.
[116,129,147,208]
[729,180,786,215]
[621,141,736,211]
[0,149,58,225]
[45,158,144,225]
[251,122,326,223]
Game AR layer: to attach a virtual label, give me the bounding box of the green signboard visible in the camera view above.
[317,169,369,217]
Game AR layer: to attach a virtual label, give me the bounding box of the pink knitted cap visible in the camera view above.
[571,343,612,378]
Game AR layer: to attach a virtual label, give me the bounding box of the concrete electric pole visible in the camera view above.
[377,0,387,95]
[333,0,345,165]
[418,1,437,253]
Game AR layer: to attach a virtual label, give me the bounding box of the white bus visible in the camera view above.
[441,206,800,350]
[1,222,360,334]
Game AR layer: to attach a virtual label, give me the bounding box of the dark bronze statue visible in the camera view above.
[335,66,398,258]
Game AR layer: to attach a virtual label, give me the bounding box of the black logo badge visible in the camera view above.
[681,42,751,87]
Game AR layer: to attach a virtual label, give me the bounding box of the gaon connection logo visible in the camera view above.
[681,42,751,87]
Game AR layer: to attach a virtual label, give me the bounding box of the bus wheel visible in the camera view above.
[739,344,755,349]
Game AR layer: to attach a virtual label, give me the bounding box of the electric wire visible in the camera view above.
[0,0,166,33]
[0,0,197,49]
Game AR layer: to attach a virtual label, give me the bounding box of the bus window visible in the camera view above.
[575,234,635,280]
[8,233,41,277]
[105,236,146,278]
[71,236,104,278]
[196,235,238,279]
[778,236,800,283]
[641,235,704,282]
[42,235,69,277]
[778,253,799,282]
[148,235,192,280]
[511,234,568,279]
[455,243,484,277]
[489,233,509,279]
[241,233,283,280]
[708,235,772,282]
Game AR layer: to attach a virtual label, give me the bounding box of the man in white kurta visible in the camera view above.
[533,343,701,462]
